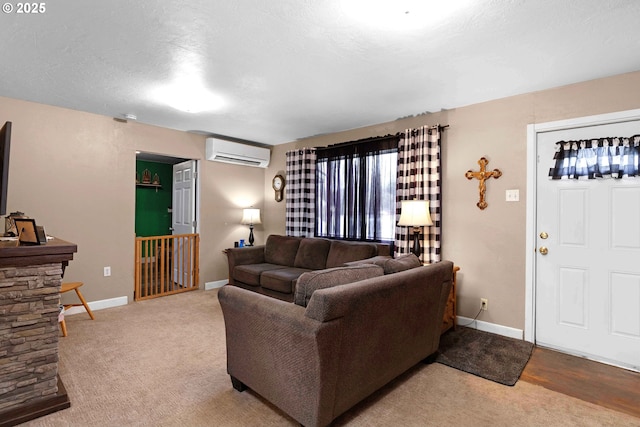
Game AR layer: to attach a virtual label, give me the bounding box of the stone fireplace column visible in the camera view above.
[0,238,77,426]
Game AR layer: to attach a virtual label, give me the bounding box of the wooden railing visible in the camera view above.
[134,233,199,301]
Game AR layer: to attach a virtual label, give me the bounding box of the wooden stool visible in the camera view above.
[59,282,95,337]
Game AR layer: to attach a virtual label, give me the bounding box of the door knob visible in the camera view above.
[540,232,548,239]
[539,246,548,255]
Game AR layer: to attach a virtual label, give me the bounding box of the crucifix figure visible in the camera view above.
[465,157,502,210]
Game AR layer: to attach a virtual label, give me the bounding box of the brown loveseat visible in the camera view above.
[218,260,453,427]
[225,234,392,301]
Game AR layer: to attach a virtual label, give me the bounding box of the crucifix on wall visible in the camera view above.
[465,157,502,210]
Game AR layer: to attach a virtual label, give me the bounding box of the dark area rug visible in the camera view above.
[436,326,534,386]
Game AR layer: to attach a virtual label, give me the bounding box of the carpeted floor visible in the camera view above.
[22,289,640,426]
[437,326,534,386]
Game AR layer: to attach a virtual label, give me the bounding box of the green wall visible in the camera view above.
[135,160,172,237]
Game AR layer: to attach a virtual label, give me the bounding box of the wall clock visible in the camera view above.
[272,174,285,202]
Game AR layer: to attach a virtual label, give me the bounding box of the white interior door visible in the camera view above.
[535,121,640,371]
[172,160,197,286]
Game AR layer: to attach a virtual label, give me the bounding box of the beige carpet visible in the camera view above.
[23,289,640,427]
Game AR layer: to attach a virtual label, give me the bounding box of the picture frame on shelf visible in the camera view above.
[14,218,41,245]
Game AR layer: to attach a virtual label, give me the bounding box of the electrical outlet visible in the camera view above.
[505,189,520,202]
[481,298,488,311]
[104,266,111,277]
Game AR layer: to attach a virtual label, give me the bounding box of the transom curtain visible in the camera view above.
[549,135,640,179]
[395,126,441,264]
[285,148,317,237]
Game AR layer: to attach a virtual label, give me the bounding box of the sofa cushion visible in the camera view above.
[344,255,393,267]
[383,253,422,274]
[325,240,378,268]
[294,264,384,307]
[261,267,311,294]
[233,263,286,286]
[294,238,332,270]
[264,235,301,266]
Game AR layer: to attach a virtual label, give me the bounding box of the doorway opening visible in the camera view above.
[134,152,200,301]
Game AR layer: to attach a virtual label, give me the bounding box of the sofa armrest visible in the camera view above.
[225,245,266,284]
[226,245,265,264]
[218,286,342,427]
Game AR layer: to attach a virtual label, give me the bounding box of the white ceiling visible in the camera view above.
[1,0,639,145]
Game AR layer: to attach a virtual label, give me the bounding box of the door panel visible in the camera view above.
[557,267,588,328]
[611,187,640,249]
[536,120,640,371]
[172,160,197,286]
[610,272,640,337]
[558,188,588,246]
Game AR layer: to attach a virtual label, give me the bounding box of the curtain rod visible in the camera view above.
[318,124,449,151]
[399,124,449,137]
[318,133,399,151]
[400,124,449,133]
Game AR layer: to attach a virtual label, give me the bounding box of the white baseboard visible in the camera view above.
[205,279,228,290]
[63,296,128,316]
[455,316,524,340]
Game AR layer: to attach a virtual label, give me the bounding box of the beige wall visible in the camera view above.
[264,70,640,332]
[3,70,639,331]
[0,96,265,303]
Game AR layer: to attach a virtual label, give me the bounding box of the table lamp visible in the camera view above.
[241,208,261,246]
[397,200,432,257]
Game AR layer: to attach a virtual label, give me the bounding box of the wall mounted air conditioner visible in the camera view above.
[205,138,270,168]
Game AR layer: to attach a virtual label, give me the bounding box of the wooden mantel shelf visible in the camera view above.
[0,237,77,267]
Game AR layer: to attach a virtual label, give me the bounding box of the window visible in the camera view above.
[315,136,398,241]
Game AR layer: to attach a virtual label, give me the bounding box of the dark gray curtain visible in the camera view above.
[315,135,398,242]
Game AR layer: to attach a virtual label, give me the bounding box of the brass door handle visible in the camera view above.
[539,246,548,255]
[540,232,548,239]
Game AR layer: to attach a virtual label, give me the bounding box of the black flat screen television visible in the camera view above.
[0,121,11,217]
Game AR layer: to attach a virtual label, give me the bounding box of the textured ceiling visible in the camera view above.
[1,0,639,145]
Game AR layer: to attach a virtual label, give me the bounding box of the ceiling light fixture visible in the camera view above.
[153,83,225,114]
[151,67,225,114]
[150,50,226,114]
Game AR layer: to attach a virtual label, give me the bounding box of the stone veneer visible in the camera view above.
[0,263,62,414]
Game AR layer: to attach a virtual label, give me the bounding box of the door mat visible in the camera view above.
[436,326,534,386]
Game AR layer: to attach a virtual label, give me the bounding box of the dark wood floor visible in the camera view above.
[520,347,640,419]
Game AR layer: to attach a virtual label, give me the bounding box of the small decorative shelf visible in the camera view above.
[136,183,162,189]
[136,169,162,191]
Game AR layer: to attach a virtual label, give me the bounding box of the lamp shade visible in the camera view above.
[241,208,261,225]
[397,200,433,227]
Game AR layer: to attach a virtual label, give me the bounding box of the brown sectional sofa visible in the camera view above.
[218,260,454,427]
[225,234,392,301]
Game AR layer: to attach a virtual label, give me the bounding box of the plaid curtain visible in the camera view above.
[395,126,441,263]
[549,135,640,179]
[285,148,317,237]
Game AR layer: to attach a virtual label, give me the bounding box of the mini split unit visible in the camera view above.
[205,138,270,168]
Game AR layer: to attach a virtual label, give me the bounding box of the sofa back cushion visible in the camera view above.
[382,253,422,274]
[294,264,384,307]
[265,235,302,266]
[325,240,378,268]
[294,238,332,270]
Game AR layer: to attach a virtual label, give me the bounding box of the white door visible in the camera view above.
[535,121,640,371]
[172,160,197,286]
